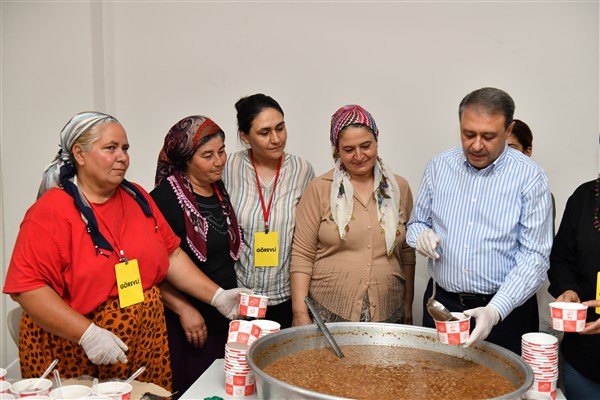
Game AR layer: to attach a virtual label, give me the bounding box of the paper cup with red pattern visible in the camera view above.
[251,319,281,338]
[10,379,53,398]
[522,390,553,400]
[434,312,471,345]
[0,369,6,381]
[528,379,558,400]
[549,302,588,332]
[239,293,269,318]
[225,370,255,398]
[228,320,262,345]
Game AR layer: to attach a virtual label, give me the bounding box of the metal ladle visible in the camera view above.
[426,258,457,322]
[304,296,345,358]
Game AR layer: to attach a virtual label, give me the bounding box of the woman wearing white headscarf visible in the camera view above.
[290,105,415,326]
[3,112,246,390]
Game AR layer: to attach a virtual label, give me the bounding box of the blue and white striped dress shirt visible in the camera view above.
[406,146,553,319]
[223,150,315,305]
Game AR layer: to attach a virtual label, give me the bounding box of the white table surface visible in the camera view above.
[179,359,257,400]
[180,359,566,400]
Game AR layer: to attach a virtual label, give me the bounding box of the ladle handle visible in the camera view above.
[304,296,345,359]
[430,257,437,299]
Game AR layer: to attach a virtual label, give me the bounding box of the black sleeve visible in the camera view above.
[547,182,592,299]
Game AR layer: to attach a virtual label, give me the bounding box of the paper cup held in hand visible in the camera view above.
[49,385,92,400]
[238,293,269,318]
[549,302,587,332]
[91,382,132,400]
[434,312,471,345]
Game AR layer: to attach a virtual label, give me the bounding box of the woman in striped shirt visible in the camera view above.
[223,94,315,328]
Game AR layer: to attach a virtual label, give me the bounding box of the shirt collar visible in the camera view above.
[462,143,508,175]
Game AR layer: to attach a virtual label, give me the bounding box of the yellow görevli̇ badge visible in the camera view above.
[115,259,144,308]
[254,231,279,267]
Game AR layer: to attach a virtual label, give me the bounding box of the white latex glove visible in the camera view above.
[79,323,128,365]
[462,306,501,347]
[211,287,253,320]
[416,229,441,259]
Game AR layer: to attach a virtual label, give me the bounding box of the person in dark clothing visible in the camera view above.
[151,115,249,398]
[548,176,600,399]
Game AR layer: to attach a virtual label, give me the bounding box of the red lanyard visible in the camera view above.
[249,150,283,233]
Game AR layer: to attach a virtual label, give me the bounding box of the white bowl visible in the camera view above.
[10,378,53,397]
[91,382,132,400]
[49,385,92,399]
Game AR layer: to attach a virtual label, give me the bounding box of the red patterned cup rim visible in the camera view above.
[225,354,248,361]
[251,320,281,331]
[521,332,558,346]
[224,365,252,373]
[549,301,587,312]
[224,356,249,364]
[226,341,250,351]
[522,352,558,360]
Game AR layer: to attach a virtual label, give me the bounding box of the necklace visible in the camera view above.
[594,175,600,232]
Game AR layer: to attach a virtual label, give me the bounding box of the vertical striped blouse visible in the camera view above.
[223,150,315,305]
[406,146,553,319]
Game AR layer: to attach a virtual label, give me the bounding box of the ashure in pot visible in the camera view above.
[247,322,533,400]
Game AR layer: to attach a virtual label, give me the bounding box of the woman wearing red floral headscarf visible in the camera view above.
[150,115,249,398]
[290,105,416,326]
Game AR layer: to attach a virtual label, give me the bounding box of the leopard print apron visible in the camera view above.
[18,285,172,391]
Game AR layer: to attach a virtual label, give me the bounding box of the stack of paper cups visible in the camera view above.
[224,342,255,397]
[251,320,281,338]
[224,320,262,397]
[521,333,559,400]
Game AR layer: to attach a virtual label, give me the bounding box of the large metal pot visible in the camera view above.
[247,322,533,399]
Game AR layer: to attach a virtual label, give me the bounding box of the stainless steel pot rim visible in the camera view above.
[246,322,534,400]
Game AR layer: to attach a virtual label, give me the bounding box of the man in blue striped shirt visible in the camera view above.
[406,87,553,355]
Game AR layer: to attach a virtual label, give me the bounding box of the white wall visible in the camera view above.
[2,1,598,373]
